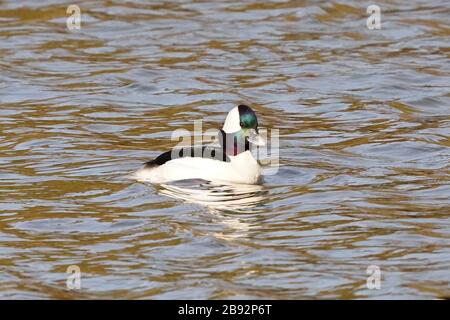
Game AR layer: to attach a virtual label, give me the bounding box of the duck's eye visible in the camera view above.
[240,122,244,127]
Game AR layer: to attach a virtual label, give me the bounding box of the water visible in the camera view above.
[0,0,449,299]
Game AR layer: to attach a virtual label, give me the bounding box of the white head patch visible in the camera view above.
[222,106,241,133]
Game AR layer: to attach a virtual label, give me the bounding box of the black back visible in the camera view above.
[144,145,230,168]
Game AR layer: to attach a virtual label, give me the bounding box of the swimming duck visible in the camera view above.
[134,104,265,184]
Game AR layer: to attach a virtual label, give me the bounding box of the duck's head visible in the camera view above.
[220,104,265,156]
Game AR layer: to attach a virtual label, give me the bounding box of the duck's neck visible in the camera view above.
[219,129,249,156]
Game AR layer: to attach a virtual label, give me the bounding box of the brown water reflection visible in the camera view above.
[0,0,449,299]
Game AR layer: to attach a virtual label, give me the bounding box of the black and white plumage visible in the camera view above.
[134,105,265,184]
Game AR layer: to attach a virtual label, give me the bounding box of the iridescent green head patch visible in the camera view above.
[238,104,258,130]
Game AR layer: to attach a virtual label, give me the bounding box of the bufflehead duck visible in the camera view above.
[134,104,265,184]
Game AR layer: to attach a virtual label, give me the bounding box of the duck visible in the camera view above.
[134,104,265,185]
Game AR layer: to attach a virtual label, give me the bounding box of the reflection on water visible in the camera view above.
[157,181,267,241]
[0,0,449,299]
[158,181,267,213]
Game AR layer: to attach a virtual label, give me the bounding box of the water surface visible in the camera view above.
[0,0,449,299]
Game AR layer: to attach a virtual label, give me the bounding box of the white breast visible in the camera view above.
[134,151,261,185]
